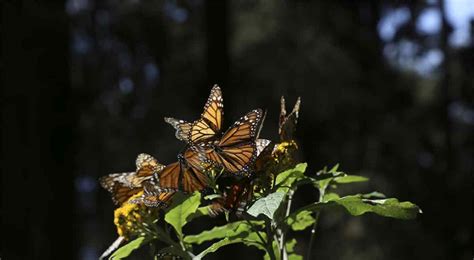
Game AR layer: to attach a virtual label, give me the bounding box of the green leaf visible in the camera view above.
[247,191,286,219]
[184,220,264,244]
[333,175,368,184]
[275,163,307,192]
[329,164,339,173]
[362,191,386,199]
[263,239,302,260]
[330,195,421,219]
[109,236,149,260]
[293,194,421,220]
[322,192,340,202]
[187,220,266,259]
[164,192,201,237]
[286,239,303,260]
[194,232,266,259]
[285,210,315,231]
[186,205,211,223]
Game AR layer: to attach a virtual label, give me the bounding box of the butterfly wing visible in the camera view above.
[255,139,271,157]
[200,85,224,132]
[218,109,263,147]
[164,118,192,142]
[133,153,165,188]
[206,109,264,175]
[181,148,211,193]
[205,142,258,174]
[130,180,176,207]
[165,85,224,144]
[158,162,181,191]
[209,178,253,217]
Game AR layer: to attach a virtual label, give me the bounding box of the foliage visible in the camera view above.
[107,163,421,259]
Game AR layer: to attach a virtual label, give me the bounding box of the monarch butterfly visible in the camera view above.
[129,176,176,207]
[201,109,265,175]
[209,139,270,216]
[158,147,212,193]
[99,153,165,206]
[209,179,253,217]
[279,96,301,141]
[165,85,223,145]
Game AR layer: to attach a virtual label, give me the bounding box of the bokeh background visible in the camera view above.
[2,0,473,259]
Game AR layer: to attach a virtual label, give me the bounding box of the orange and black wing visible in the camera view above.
[209,178,253,217]
[100,172,145,205]
[165,85,224,144]
[164,118,192,142]
[205,109,265,175]
[205,142,258,175]
[130,180,176,207]
[158,148,211,193]
[129,153,165,187]
[158,161,181,191]
[218,109,263,147]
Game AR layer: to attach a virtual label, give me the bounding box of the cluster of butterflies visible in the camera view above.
[100,85,276,213]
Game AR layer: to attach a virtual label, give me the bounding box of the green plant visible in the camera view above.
[101,96,421,259]
[107,162,421,260]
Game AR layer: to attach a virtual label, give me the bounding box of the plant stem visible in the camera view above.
[245,219,267,248]
[306,187,325,259]
[266,220,277,260]
[279,189,294,260]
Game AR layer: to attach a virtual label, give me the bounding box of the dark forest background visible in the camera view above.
[2,0,472,259]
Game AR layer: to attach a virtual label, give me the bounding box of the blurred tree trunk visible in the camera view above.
[2,1,76,258]
[205,0,229,88]
[439,0,453,171]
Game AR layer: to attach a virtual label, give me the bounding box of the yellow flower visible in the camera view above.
[113,192,158,239]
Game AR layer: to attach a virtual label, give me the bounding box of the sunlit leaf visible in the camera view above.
[263,238,302,260]
[164,192,201,237]
[247,191,286,219]
[194,232,266,259]
[322,192,340,202]
[285,210,315,231]
[184,220,264,244]
[333,175,368,184]
[329,164,339,173]
[291,194,421,220]
[286,239,303,260]
[362,191,386,199]
[109,236,149,260]
[275,163,307,192]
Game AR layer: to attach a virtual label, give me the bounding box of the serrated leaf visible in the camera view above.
[275,163,307,192]
[109,236,149,260]
[292,194,421,220]
[247,192,286,219]
[164,192,201,237]
[285,210,315,231]
[333,175,368,184]
[184,220,264,244]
